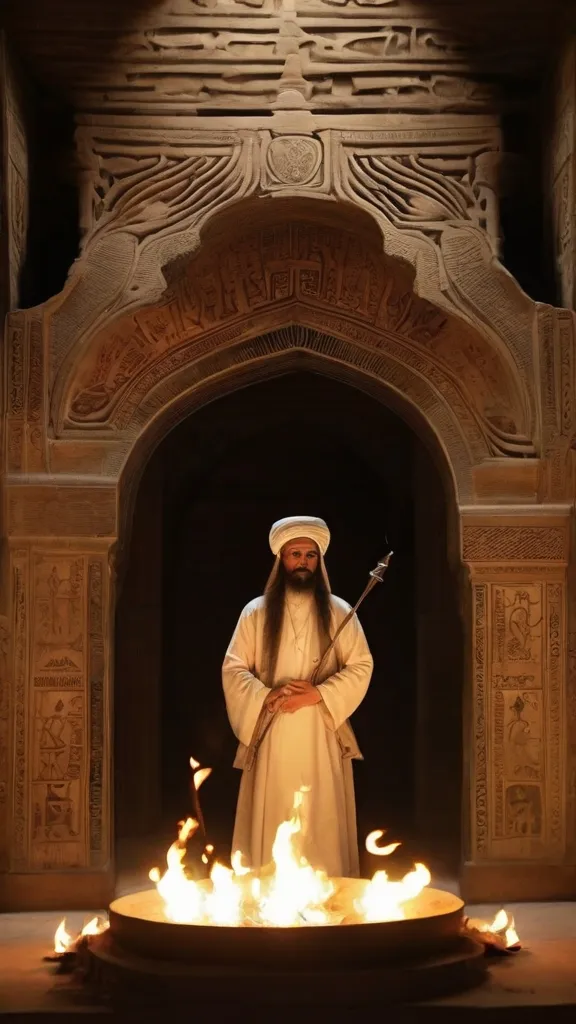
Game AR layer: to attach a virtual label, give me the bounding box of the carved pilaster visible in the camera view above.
[549,38,576,311]
[463,515,570,896]
[1,540,112,907]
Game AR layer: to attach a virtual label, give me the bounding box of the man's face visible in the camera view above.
[281,537,319,590]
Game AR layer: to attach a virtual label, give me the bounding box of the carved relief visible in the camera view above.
[344,150,500,249]
[0,616,9,869]
[549,40,575,310]
[45,1,532,119]
[62,221,528,460]
[30,690,84,868]
[26,554,89,869]
[1,37,29,309]
[473,575,566,858]
[32,556,85,677]
[12,555,28,869]
[263,134,324,189]
[82,144,250,250]
[537,307,576,501]
[473,584,488,856]
[463,525,567,563]
[88,560,106,868]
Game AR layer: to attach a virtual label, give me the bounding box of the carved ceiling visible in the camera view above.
[2,0,570,117]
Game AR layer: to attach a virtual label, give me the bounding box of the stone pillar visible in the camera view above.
[549,37,576,310]
[0,484,116,911]
[461,510,574,901]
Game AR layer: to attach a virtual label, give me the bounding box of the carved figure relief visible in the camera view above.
[505,784,542,838]
[33,557,84,675]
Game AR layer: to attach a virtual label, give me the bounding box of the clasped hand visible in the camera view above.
[265,679,321,714]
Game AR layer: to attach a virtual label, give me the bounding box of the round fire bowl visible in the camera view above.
[83,883,487,1006]
[109,881,463,967]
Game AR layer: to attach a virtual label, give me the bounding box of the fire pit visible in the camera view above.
[81,780,487,1007]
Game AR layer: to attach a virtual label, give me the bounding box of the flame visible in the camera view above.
[54,919,74,953]
[356,862,432,923]
[476,908,520,948]
[150,783,433,928]
[231,850,251,876]
[189,756,212,792]
[365,829,401,857]
[81,916,109,937]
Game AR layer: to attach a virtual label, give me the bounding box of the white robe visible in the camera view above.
[222,591,373,877]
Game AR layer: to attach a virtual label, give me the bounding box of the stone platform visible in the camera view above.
[1,895,575,1020]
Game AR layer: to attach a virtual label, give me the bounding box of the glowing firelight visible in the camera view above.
[52,915,109,954]
[149,784,431,928]
[54,919,74,953]
[190,756,212,792]
[81,916,109,937]
[365,829,401,857]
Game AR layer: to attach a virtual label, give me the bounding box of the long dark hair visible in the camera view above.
[263,562,332,683]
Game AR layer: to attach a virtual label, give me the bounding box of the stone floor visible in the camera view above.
[1,845,576,1019]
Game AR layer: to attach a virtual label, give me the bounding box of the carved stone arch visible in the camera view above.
[49,198,535,453]
[115,327,468,550]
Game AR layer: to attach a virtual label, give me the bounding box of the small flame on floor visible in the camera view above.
[54,919,74,953]
[51,915,109,957]
[464,907,521,953]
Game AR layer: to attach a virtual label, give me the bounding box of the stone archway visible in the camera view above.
[1,196,575,910]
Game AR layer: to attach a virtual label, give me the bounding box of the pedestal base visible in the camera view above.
[84,931,487,1008]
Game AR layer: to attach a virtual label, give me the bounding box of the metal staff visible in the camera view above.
[244,551,394,772]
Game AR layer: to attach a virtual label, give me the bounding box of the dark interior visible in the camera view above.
[115,370,464,877]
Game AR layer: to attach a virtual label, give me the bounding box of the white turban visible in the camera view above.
[266,516,331,593]
[269,516,330,557]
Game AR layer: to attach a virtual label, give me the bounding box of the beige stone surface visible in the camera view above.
[1,1,576,908]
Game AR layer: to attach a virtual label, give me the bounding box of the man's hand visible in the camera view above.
[265,687,290,713]
[280,681,321,714]
[264,680,321,714]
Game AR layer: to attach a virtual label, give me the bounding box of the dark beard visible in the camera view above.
[263,562,333,683]
[286,567,317,592]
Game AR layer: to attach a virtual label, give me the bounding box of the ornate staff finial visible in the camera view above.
[369,551,393,583]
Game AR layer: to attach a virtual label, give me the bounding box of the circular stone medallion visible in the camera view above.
[267,136,322,185]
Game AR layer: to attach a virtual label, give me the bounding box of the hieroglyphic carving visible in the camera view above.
[493,688,542,839]
[463,526,567,563]
[490,584,544,842]
[472,572,566,859]
[32,555,84,678]
[63,221,529,458]
[41,1,535,118]
[549,40,575,310]
[30,690,84,869]
[88,560,106,868]
[473,583,488,856]
[6,317,25,473]
[537,307,576,501]
[0,616,10,870]
[547,582,564,848]
[8,487,117,538]
[28,554,87,868]
[12,554,28,869]
[1,36,29,310]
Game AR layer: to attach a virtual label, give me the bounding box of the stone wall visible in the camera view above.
[1,0,576,909]
[549,38,576,310]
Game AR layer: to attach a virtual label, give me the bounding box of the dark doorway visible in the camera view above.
[115,370,463,878]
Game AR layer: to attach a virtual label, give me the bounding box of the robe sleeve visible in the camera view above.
[222,604,268,747]
[316,609,373,731]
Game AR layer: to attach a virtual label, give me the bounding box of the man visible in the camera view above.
[222,515,373,878]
